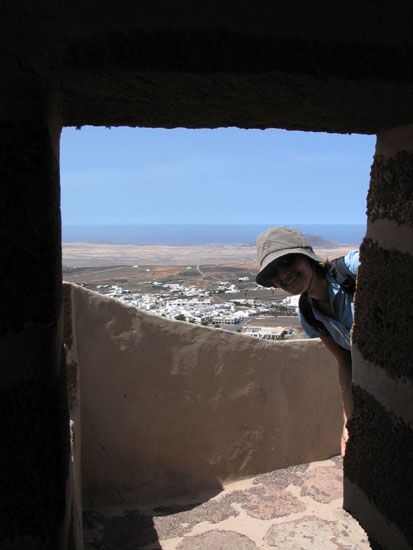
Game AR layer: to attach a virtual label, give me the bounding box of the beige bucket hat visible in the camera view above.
[256,226,321,287]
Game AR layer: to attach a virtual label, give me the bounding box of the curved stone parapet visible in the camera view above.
[64,282,342,508]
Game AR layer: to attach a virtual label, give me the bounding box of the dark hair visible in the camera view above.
[311,257,331,276]
[262,253,330,286]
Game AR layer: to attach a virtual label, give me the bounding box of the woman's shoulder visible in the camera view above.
[343,249,360,275]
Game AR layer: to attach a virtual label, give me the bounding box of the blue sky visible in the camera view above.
[61,126,375,225]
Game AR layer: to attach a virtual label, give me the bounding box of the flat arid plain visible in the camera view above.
[62,243,356,289]
[62,243,355,268]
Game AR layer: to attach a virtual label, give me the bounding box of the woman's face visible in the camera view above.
[268,254,314,295]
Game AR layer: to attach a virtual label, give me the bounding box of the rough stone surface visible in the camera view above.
[299,465,343,504]
[83,457,369,549]
[368,152,413,225]
[153,495,239,541]
[346,386,413,546]
[264,515,355,548]
[234,485,306,519]
[345,124,413,550]
[4,4,413,132]
[252,461,309,489]
[63,29,413,80]
[58,28,413,132]
[59,67,413,133]
[353,239,413,381]
[344,478,411,550]
[177,529,258,549]
[84,492,239,546]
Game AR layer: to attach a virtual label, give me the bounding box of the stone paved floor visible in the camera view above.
[84,456,370,549]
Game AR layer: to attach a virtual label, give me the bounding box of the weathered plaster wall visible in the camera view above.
[0,101,73,548]
[345,125,413,550]
[65,283,343,508]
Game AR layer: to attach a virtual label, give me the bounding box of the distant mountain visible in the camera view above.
[304,234,340,248]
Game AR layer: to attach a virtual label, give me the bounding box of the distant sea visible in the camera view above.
[62,224,366,246]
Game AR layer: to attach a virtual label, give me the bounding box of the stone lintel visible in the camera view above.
[376,123,413,156]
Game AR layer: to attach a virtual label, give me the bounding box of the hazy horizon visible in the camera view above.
[62,222,366,246]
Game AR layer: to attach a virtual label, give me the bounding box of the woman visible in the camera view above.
[255,226,359,455]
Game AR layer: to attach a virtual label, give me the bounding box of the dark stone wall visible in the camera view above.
[346,386,413,546]
[368,153,413,225]
[57,30,413,131]
[63,30,413,80]
[353,147,413,382]
[346,127,413,549]
[0,121,61,337]
[4,2,413,132]
[353,240,413,381]
[0,113,70,548]
[0,366,70,544]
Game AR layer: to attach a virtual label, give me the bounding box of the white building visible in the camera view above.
[242,326,290,340]
[281,295,300,307]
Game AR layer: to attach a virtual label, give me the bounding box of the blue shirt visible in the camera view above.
[298,250,360,350]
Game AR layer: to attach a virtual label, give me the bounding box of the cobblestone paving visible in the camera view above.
[84,456,370,549]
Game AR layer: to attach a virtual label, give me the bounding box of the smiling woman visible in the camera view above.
[266,254,316,294]
[256,225,360,456]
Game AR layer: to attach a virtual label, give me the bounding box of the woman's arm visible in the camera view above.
[320,334,353,455]
[320,334,353,418]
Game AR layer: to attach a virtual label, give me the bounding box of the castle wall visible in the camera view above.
[3,4,413,547]
[0,100,73,548]
[344,125,413,549]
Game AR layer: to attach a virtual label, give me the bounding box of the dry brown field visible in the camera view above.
[62,243,356,289]
[62,243,354,268]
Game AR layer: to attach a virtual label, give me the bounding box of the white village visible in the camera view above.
[94,276,303,340]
